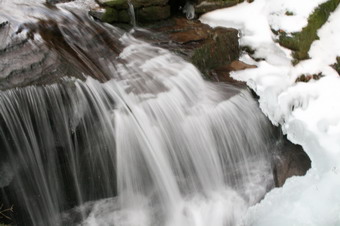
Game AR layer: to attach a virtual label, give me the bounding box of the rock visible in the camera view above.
[46,0,74,4]
[195,0,245,14]
[273,137,311,187]
[210,67,247,87]
[331,56,340,75]
[208,60,256,86]
[227,60,257,71]
[99,0,169,9]
[0,163,14,188]
[118,10,131,23]
[89,8,106,21]
[144,17,239,76]
[101,7,119,23]
[137,5,171,22]
[190,27,239,74]
[99,0,172,24]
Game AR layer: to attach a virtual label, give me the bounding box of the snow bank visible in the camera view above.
[201,0,340,225]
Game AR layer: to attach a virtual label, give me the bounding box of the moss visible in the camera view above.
[295,72,324,83]
[332,56,340,74]
[278,0,340,62]
[285,11,294,16]
[191,28,239,74]
[118,10,130,23]
[102,8,119,23]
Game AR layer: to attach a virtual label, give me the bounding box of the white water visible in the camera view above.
[1,2,279,226]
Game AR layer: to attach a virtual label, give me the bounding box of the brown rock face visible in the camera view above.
[209,60,256,86]
[145,17,239,77]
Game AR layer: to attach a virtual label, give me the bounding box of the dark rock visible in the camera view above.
[99,0,169,9]
[99,0,172,24]
[273,137,311,187]
[89,9,106,21]
[195,0,245,14]
[102,7,119,23]
[137,5,171,22]
[0,21,9,29]
[118,10,131,23]
[145,17,239,76]
[46,0,74,4]
[331,56,340,75]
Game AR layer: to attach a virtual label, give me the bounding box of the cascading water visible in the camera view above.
[1,1,278,226]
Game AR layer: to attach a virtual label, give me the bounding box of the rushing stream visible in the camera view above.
[1,2,279,226]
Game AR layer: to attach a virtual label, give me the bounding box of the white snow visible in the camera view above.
[201,0,340,225]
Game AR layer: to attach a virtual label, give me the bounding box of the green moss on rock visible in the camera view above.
[332,57,340,75]
[118,10,130,23]
[191,28,239,74]
[102,8,118,23]
[279,0,340,62]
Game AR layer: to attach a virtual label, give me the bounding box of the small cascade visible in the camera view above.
[0,2,279,226]
[128,0,137,27]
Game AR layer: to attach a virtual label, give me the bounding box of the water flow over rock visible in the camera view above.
[1,2,277,226]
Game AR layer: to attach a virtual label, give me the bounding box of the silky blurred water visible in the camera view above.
[0,2,276,226]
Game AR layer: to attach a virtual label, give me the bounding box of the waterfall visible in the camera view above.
[127,0,137,27]
[0,3,277,226]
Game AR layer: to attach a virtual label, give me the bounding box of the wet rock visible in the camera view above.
[0,24,78,90]
[99,0,171,23]
[145,18,239,76]
[0,21,9,29]
[0,12,125,90]
[273,137,311,187]
[101,7,119,23]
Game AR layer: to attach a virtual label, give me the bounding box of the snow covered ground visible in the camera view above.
[201,1,340,225]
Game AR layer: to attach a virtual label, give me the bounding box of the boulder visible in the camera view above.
[273,137,311,187]
[145,18,239,76]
